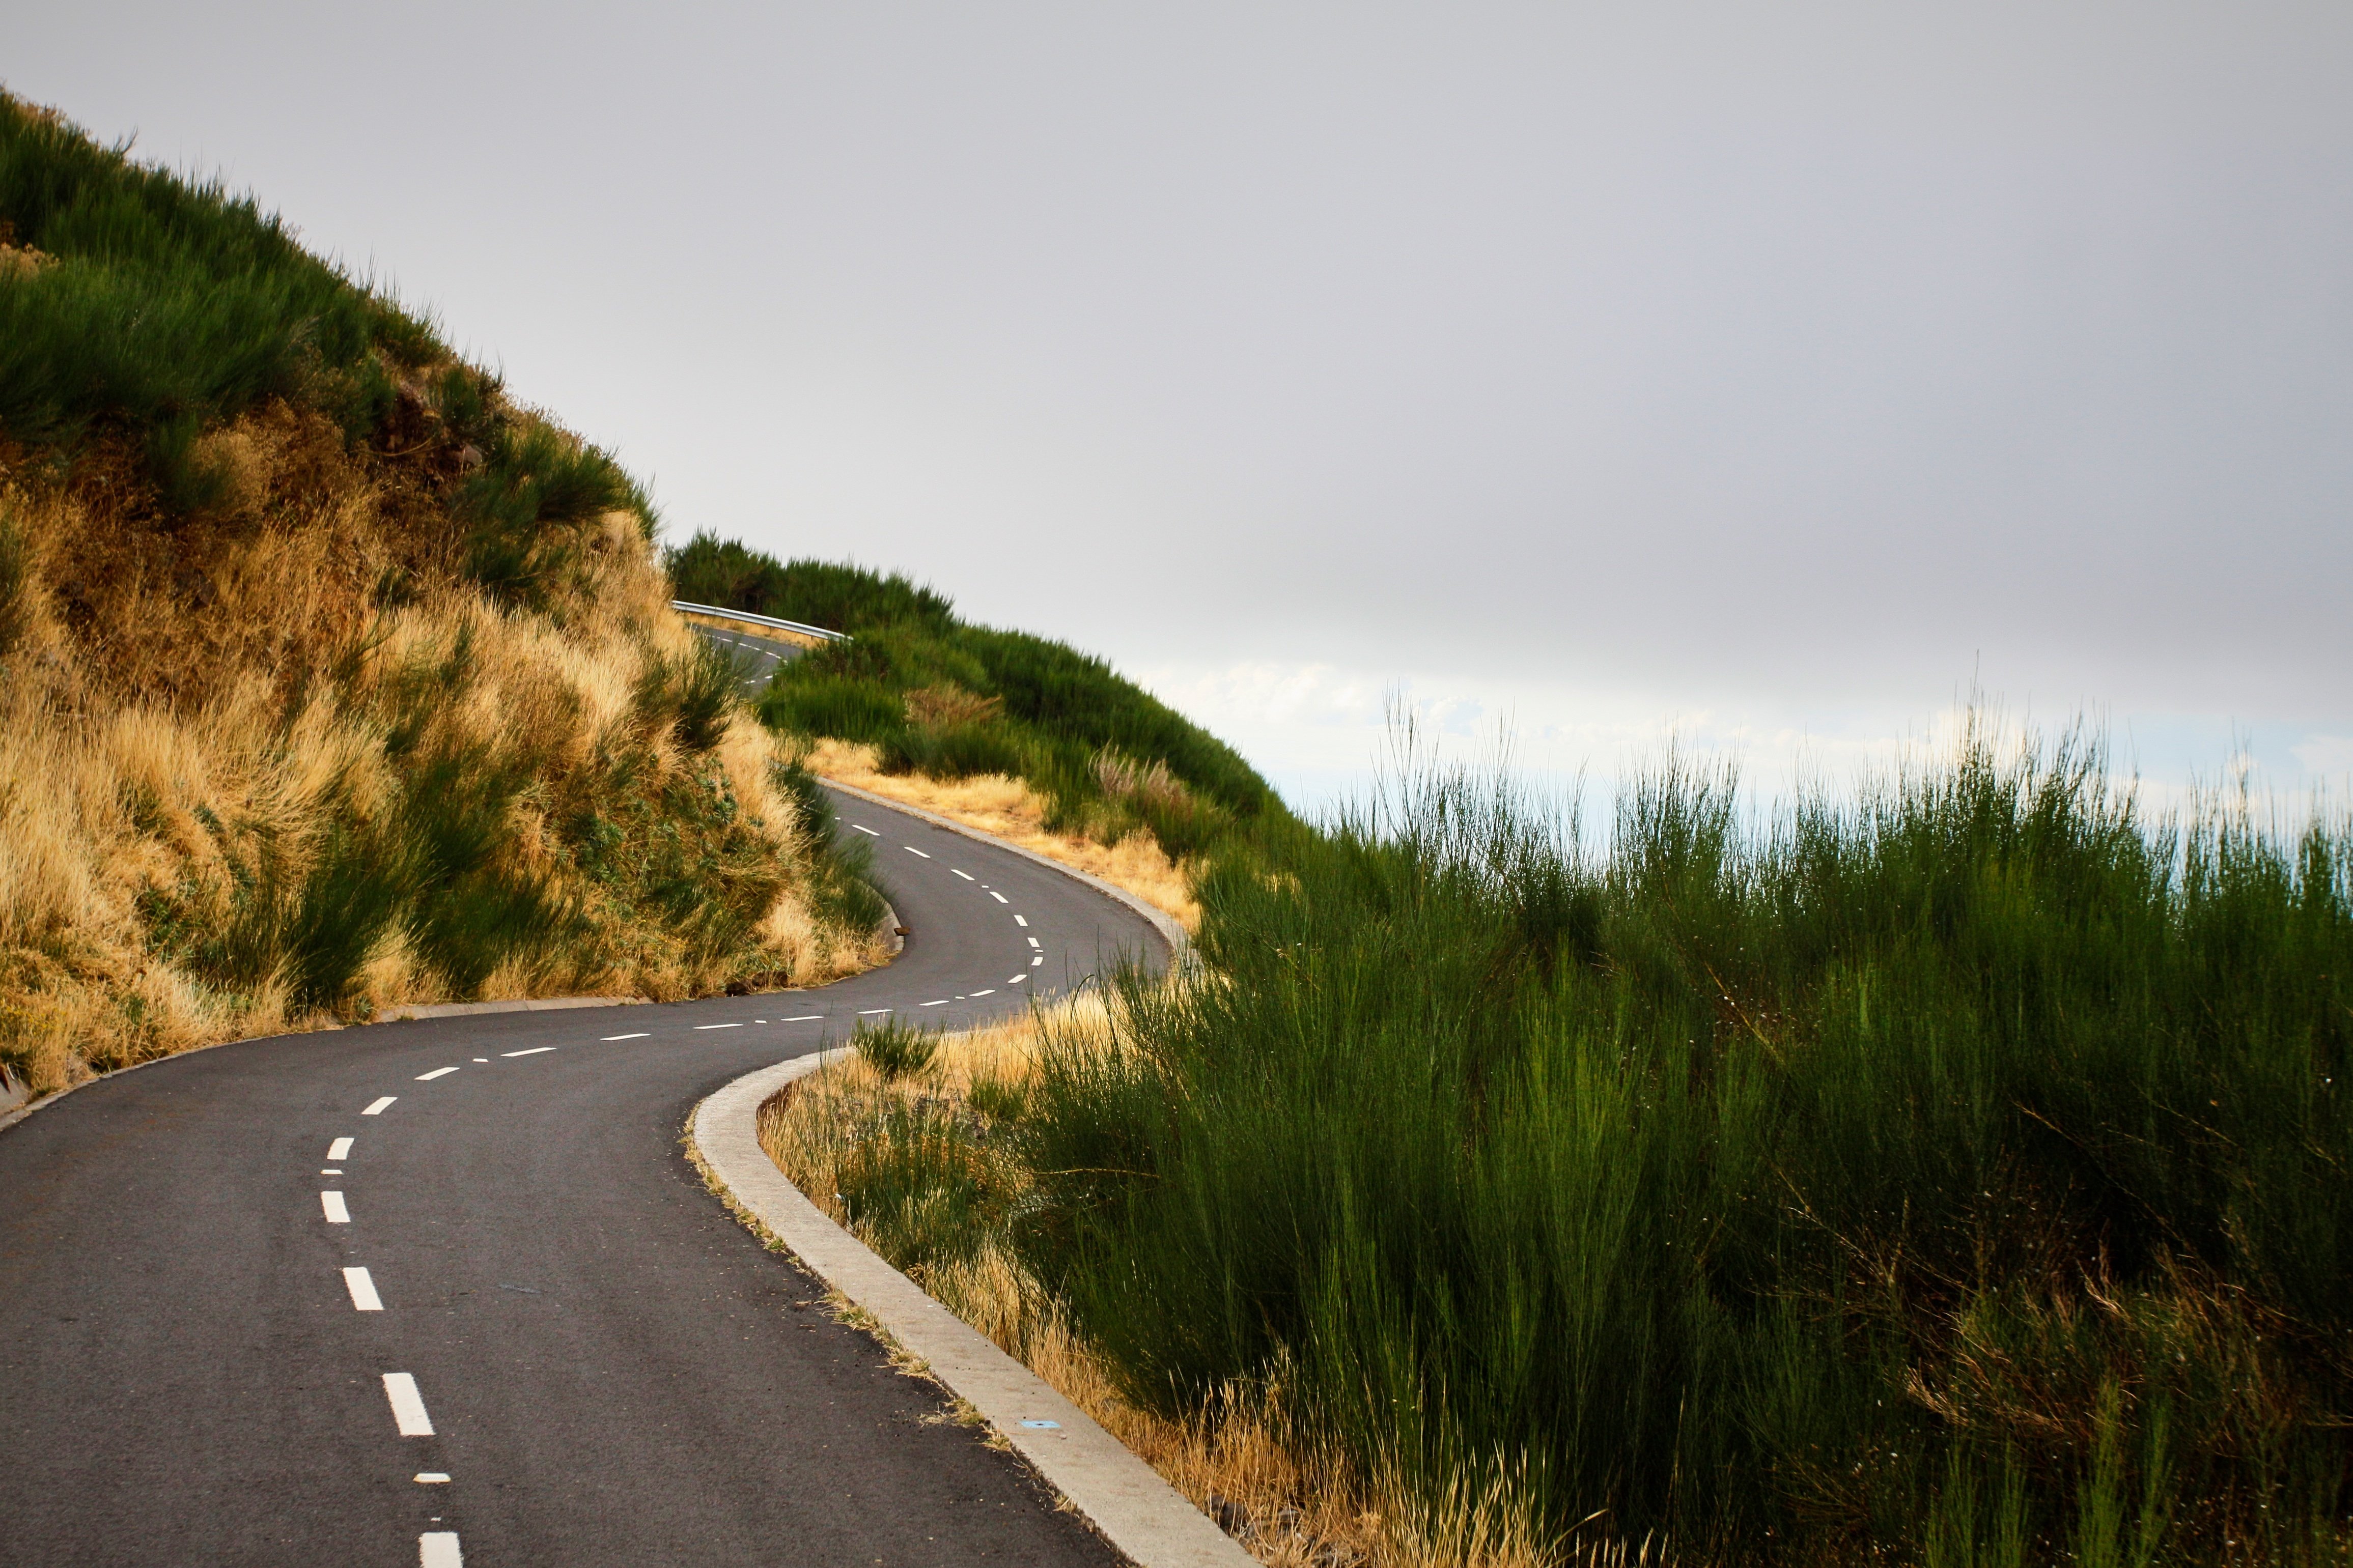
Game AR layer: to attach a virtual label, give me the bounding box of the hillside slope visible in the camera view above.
[669,533,1285,871]
[0,97,883,1104]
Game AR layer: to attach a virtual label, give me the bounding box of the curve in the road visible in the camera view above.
[0,786,1168,1567]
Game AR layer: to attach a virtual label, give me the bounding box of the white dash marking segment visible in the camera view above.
[904,846,931,858]
[322,1191,351,1224]
[500,1047,555,1057]
[970,989,995,996]
[988,891,1009,904]
[1031,955,1044,966]
[781,1014,823,1022]
[693,1023,742,1031]
[415,1472,451,1484]
[851,824,880,836]
[419,1530,464,1567]
[327,1137,354,1160]
[343,1267,384,1311]
[383,1372,435,1436]
[857,1008,892,1016]
[415,1066,460,1081]
[1014,915,1029,927]
[1010,975,1028,984]
[362,1097,397,1116]
[601,1032,650,1041]
[951,868,974,880]
[921,1000,948,1007]
[1027,936,1041,949]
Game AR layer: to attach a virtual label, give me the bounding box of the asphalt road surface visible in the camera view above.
[0,786,1167,1566]
[692,620,810,697]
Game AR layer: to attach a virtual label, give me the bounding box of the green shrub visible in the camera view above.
[878,720,1028,781]
[853,1017,940,1082]
[834,1100,1001,1273]
[0,94,426,468]
[668,534,952,634]
[759,674,904,746]
[1009,724,2353,1560]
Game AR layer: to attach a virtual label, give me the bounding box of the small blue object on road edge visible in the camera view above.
[1020,1419,1061,1430]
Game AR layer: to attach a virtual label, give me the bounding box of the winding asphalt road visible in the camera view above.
[0,787,1166,1566]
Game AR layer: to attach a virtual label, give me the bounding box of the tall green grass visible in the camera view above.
[0,96,426,471]
[1001,724,2351,1560]
[668,530,1282,859]
[0,93,653,570]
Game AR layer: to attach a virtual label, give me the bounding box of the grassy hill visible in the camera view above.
[0,96,883,1103]
[669,532,1284,864]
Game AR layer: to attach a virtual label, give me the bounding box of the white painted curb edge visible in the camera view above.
[820,778,1192,961]
[693,1049,1253,1568]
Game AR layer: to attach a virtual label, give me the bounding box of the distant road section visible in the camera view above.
[675,601,845,698]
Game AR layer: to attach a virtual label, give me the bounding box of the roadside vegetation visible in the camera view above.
[772,721,2353,1566]
[0,95,885,1103]
[667,532,1285,871]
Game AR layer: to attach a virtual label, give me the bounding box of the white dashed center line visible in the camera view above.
[601,1032,649,1041]
[383,1373,435,1436]
[904,846,931,858]
[415,1067,460,1081]
[970,989,995,996]
[1011,975,1028,984]
[321,1169,342,1176]
[1031,955,1044,966]
[472,1057,488,1063]
[362,1097,397,1116]
[501,1047,555,1057]
[693,1023,741,1031]
[328,1137,354,1160]
[922,1000,948,1007]
[420,1530,463,1567]
[1014,915,1028,927]
[988,891,1008,904]
[951,868,974,881]
[322,1192,351,1224]
[781,1014,823,1022]
[415,1472,451,1485]
[858,1008,892,1016]
[343,1267,384,1311]
[851,824,880,836]
[1027,937,1041,949]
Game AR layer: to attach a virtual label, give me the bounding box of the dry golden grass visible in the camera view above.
[757,998,1619,1568]
[798,738,1201,932]
[0,399,883,1101]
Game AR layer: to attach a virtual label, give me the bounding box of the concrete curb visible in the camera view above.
[819,779,1192,961]
[692,1048,1253,1568]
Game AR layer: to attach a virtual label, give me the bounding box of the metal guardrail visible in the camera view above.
[670,600,851,643]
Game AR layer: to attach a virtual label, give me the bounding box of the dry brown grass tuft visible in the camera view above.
[902,683,1004,728]
[798,738,1200,932]
[0,397,883,1101]
[758,999,1615,1568]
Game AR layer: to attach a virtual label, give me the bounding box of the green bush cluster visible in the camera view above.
[0,95,429,488]
[0,94,653,588]
[667,531,1283,861]
[982,726,2351,1561]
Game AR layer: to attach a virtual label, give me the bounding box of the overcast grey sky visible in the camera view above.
[16,2,2350,809]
